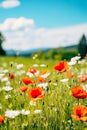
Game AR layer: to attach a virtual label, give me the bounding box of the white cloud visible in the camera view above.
[0,17,87,50]
[0,0,20,8]
[0,17,34,30]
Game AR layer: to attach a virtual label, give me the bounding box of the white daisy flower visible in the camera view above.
[71,56,81,61]
[34,109,42,114]
[30,100,36,106]
[2,69,9,73]
[38,82,48,90]
[21,109,30,115]
[60,78,69,83]
[68,60,77,66]
[16,64,24,69]
[2,86,13,91]
[1,77,9,82]
[5,110,20,118]
[15,70,25,76]
[40,64,47,67]
[5,94,11,99]
[68,56,81,66]
[33,64,39,67]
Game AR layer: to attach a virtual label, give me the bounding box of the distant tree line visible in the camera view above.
[35,48,78,61]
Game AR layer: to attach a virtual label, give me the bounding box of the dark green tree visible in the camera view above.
[78,34,87,58]
[0,32,6,55]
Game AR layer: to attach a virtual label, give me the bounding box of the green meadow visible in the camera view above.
[0,56,87,130]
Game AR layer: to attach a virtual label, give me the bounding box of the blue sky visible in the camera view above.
[0,0,87,50]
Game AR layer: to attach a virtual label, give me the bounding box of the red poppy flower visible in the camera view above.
[78,74,87,82]
[71,105,87,122]
[22,76,35,85]
[0,115,6,124]
[9,73,14,79]
[20,86,28,92]
[54,61,69,72]
[28,87,45,101]
[28,67,37,74]
[71,86,87,99]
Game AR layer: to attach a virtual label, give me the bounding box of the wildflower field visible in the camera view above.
[0,56,87,130]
